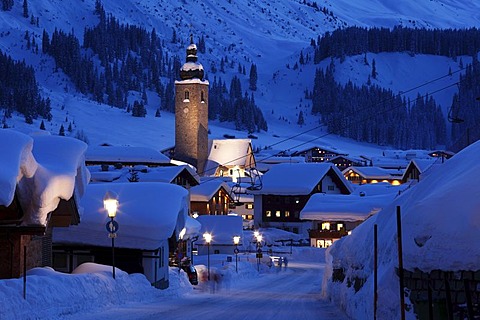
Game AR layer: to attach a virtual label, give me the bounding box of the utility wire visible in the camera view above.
[198,64,467,180]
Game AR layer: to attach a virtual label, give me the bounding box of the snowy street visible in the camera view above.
[64,259,349,320]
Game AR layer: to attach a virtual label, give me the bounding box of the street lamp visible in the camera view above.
[203,232,212,280]
[256,234,262,272]
[104,191,119,279]
[233,236,240,273]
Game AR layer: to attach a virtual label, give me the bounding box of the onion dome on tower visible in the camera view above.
[179,35,205,81]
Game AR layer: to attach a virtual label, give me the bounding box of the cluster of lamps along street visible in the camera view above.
[101,193,263,282]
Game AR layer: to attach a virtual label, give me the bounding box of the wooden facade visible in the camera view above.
[256,167,352,234]
[190,186,232,216]
[0,196,79,279]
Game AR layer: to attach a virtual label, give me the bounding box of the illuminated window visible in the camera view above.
[337,223,344,231]
[392,180,401,186]
[246,203,254,210]
[266,211,271,217]
[316,240,325,248]
[321,222,330,230]
[325,240,333,247]
[275,211,281,217]
[295,197,300,204]
[285,211,290,218]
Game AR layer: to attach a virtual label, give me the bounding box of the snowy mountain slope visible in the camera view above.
[1,0,479,157]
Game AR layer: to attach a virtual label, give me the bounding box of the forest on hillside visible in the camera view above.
[306,26,480,150]
[0,0,267,133]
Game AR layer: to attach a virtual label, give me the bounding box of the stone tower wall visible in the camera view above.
[175,81,209,174]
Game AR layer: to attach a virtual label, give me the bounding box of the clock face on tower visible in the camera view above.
[183,107,189,114]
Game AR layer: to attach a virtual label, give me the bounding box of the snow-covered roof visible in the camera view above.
[406,158,439,175]
[0,130,37,206]
[342,166,398,180]
[253,163,353,195]
[370,156,410,169]
[53,182,189,250]
[85,146,170,165]
[184,215,202,239]
[139,165,200,184]
[290,144,347,155]
[190,179,231,202]
[300,192,397,222]
[196,215,243,245]
[174,79,209,85]
[203,139,253,174]
[0,130,88,226]
[255,155,305,172]
[180,61,204,72]
[329,139,480,273]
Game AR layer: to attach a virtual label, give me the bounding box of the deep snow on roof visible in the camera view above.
[343,166,399,179]
[325,140,480,318]
[300,192,398,221]
[0,130,37,206]
[53,182,189,250]
[0,130,88,226]
[204,139,253,173]
[254,162,353,195]
[190,179,231,202]
[85,146,170,164]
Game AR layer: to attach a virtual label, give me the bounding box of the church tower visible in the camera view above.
[175,36,209,175]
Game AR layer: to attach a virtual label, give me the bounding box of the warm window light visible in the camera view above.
[203,232,212,244]
[321,222,330,230]
[103,191,118,218]
[233,236,240,245]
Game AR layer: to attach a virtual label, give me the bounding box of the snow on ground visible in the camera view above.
[0,231,330,320]
[323,140,480,319]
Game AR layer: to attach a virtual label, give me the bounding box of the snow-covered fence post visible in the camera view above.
[374,224,378,320]
[396,206,405,320]
[23,245,27,300]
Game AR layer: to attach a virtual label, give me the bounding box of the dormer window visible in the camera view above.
[184,91,190,102]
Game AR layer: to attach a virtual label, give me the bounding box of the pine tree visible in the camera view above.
[249,63,257,91]
[297,110,305,126]
[22,0,28,18]
[371,59,377,79]
[40,120,45,130]
[59,124,65,136]
[128,170,139,182]
[155,108,161,117]
[68,122,73,132]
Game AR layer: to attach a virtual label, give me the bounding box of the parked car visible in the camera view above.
[181,264,198,285]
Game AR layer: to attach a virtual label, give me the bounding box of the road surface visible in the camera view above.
[66,260,349,320]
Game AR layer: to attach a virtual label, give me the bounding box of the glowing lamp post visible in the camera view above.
[203,232,212,280]
[104,191,119,279]
[233,236,240,273]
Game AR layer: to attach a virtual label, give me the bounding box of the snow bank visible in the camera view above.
[324,140,480,319]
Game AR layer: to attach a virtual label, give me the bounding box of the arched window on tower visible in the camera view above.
[201,91,205,103]
[184,91,190,102]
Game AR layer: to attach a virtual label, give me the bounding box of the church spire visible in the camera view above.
[179,34,204,80]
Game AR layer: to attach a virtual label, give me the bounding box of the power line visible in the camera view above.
[199,64,467,179]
